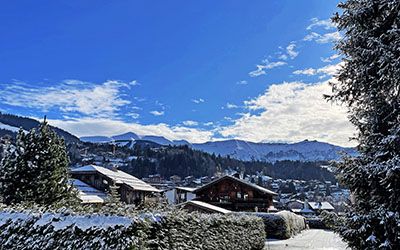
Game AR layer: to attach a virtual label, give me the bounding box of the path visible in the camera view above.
[264,229,348,250]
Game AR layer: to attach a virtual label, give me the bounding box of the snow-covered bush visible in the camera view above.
[246,211,306,239]
[153,211,266,250]
[0,210,152,249]
[0,208,265,250]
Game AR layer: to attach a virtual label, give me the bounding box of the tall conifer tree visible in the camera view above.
[0,120,77,205]
[331,1,400,249]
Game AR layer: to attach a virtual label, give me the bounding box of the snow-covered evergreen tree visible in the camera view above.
[105,180,122,206]
[330,0,400,249]
[0,121,78,206]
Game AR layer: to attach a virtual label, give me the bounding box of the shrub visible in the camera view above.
[153,211,266,250]
[247,211,306,239]
[0,207,266,250]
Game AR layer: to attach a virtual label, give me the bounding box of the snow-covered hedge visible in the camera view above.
[0,211,152,249]
[152,211,266,250]
[246,211,306,239]
[0,209,265,250]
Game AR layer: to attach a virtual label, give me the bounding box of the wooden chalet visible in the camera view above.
[70,165,160,205]
[193,175,277,212]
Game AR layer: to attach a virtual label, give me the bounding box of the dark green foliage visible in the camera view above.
[0,122,78,206]
[0,208,266,250]
[329,0,400,249]
[245,211,306,239]
[320,211,344,231]
[105,180,122,207]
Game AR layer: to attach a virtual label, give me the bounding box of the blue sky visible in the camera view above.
[0,1,355,146]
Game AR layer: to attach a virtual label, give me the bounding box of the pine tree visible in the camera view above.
[330,1,400,249]
[106,180,122,206]
[0,121,78,206]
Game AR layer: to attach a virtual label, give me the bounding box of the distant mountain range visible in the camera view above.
[81,132,357,162]
[0,113,356,162]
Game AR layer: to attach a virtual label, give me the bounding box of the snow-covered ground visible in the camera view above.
[264,229,348,250]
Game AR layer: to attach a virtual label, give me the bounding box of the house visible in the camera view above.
[70,165,160,205]
[308,201,335,213]
[180,200,232,214]
[193,175,277,212]
[170,175,182,183]
[164,186,196,205]
[291,201,335,216]
[70,178,107,205]
[286,200,304,210]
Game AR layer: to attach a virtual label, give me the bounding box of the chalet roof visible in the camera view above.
[308,201,335,210]
[182,200,232,214]
[70,178,107,204]
[71,165,160,193]
[193,175,277,196]
[175,186,196,192]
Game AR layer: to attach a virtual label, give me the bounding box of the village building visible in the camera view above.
[70,165,160,205]
[164,186,196,205]
[308,201,335,213]
[193,175,277,212]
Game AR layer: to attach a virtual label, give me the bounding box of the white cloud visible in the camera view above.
[321,54,340,63]
[219,80,355,147]
[303,31,341,44]
[293,68,317,75]
[307,18,336,30]
[182,120,199,126]
[236,80,248,85]
[203,122,214,126]
[286,43,299,59]
[293,62,343,78]
[150,110,164,116]
[47,118,213,143]
[0,80,132,118]
[303,32,320,41]
[192,98,205,104]
[316,31,341,44]
[249,61,287,77]
[226,103,239,109]
[127,112,140,119]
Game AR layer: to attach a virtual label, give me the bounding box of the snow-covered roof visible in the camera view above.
[183,200,232,214]
[194,175,277,196]
[70,179,107,204]
[71,165,160,193]
[175,186,196,192]
[308,201,335,211]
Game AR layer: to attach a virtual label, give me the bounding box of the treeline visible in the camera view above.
[0,112,80,143]
[121,144,336,182]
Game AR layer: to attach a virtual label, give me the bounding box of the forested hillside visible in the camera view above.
[121,144,337,182]
[0,113,80,143]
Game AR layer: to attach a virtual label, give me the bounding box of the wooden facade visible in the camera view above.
[193,175,277,212]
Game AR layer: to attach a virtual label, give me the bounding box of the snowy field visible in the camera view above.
[264,229,348,250]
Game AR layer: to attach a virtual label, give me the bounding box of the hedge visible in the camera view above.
[245,211,306,239]
[0,209,265,250]
[152,211,266,250]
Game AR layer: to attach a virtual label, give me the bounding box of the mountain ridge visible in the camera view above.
[80,132,356,162]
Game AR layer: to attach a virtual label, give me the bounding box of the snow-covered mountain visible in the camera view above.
[79,132,356,162]
[192,139,356,162]
[0,122,21,133]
